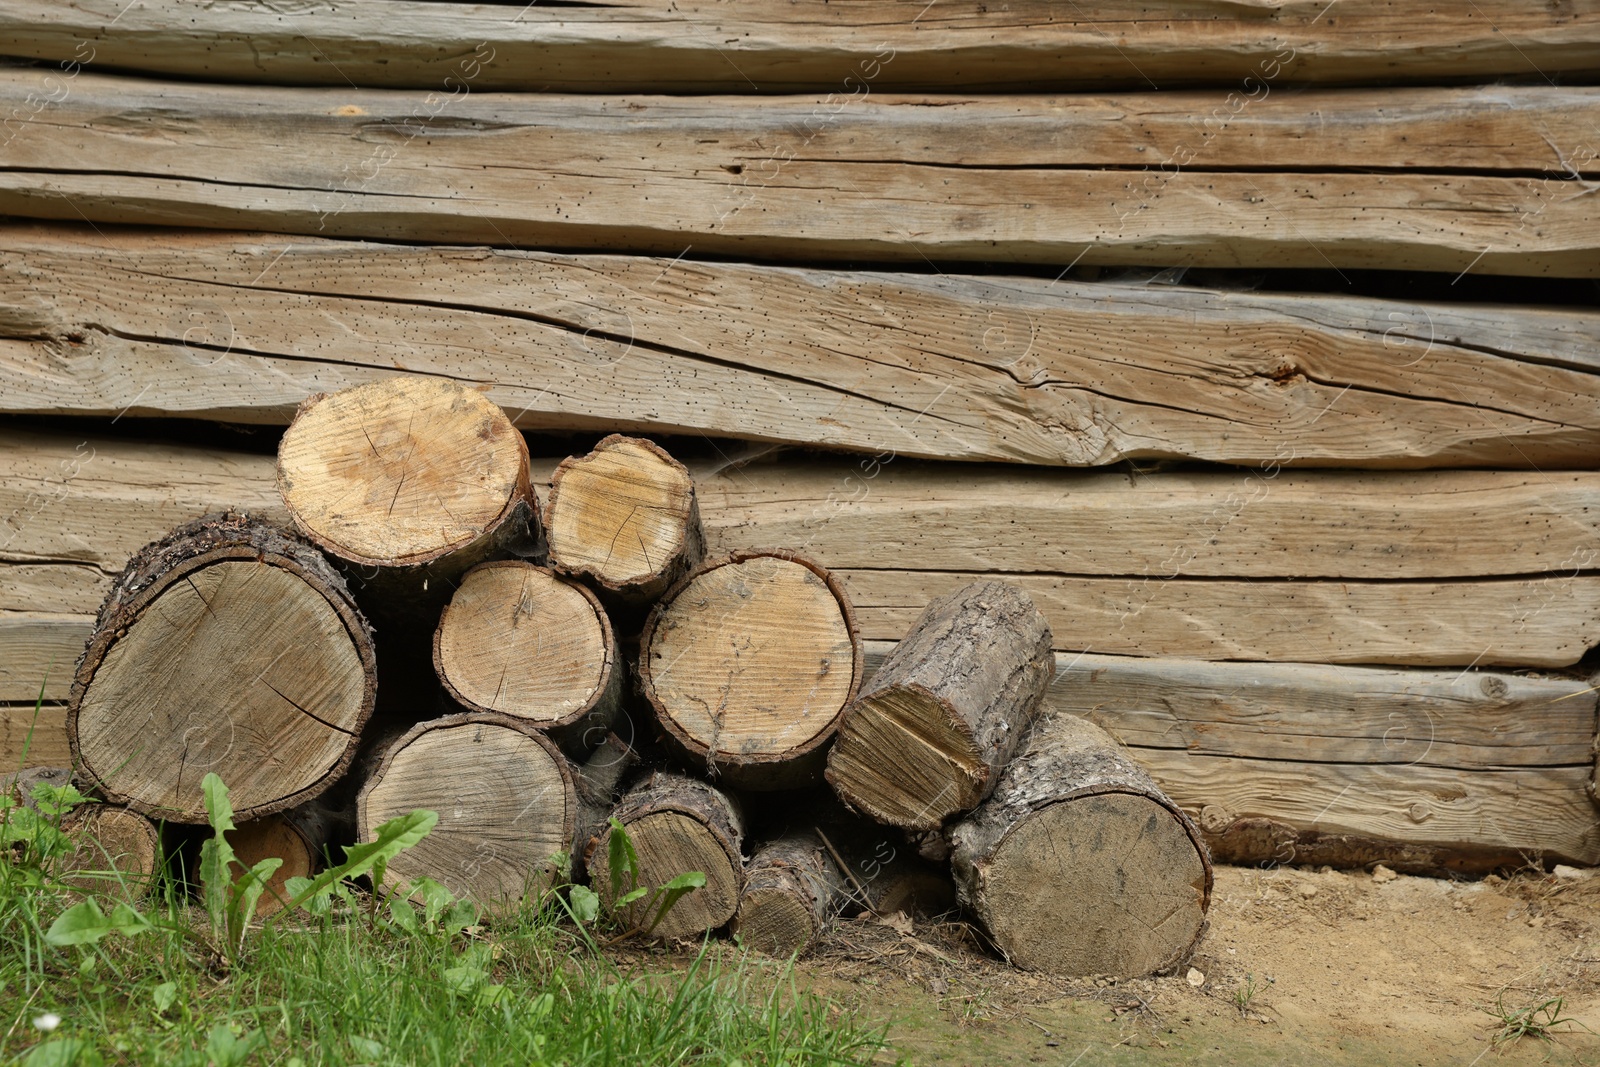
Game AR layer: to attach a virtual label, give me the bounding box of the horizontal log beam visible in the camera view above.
[1,1,1596,92]
[4,428,1599,672]
[4,228,1597,469]
[0,75,1597,276]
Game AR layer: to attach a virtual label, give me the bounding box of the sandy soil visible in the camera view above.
[793,863,1600,1066]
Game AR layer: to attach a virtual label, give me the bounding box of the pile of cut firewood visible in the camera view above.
[53,376,1211,977]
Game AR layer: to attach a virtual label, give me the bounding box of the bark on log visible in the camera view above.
[545,435,705,610]
[66,512,376,823]
[731,832,847,957]
[433,561,622,754]
[639,551,862,790]
[570,732,640,884]
[228,813,318,918]
[949,713,1212,978]
[8,228,1600,470]
[589,771,745,940]
[827,581,1052,831]
[3,2,1598,92]
[60,804,162,903]
[356,712,576,909]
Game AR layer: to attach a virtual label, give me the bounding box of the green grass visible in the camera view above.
[0,870,892,1066]
[0,760,892,1066]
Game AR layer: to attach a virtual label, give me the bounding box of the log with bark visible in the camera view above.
[949,713,1212,978]
[639,552,862,790]
[356,713,576,909]
[61,804,163,903]
[545,435,705,611]
[730,831,849,957]
[433,561,621,754]
[227,812,321,917]
[66,513,377,823]
[589,772,745,940]
[827,581,1052,831]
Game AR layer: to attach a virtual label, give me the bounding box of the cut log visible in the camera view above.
[570,732,640,884]
[433,561,621,752]
[827,582,1052,831]
[731,832,847,957]
[60,804,162,903]
[639,551,862,790]
[356,713,576,909]
[7,229,1600,469]
[4,73,1598,277]
[2,2,1597,92]
[67,512,376,823]
[227,813,318,918]
[277,375,541,581]
[949,713,1212,978]
[589,772,744,940]
[545,435,705,608]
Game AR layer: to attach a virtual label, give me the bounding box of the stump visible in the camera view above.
[433,561,621,752]
[590,772,744,940]
[61,805,162,903]
[639,551,862,790]
[544,434,705,606]
[277,375,541,577]
[826,581,1052,831]
[949,713,1212,978]
[357,713,575,908]
[731,831,847,956]
[67,513,377,823]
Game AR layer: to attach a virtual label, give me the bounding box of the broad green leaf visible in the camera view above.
[45,899,114,946]
[21,1037,103,1067]
[647,870,707,933]
[409,877,455,926]
[198,774,239,936]
[227,858,283,948]
[206,1024,263,1067]
[387,894,420,935]
[567,884,600,923]
[105,902,152,938]
[348,1036,384,1060]
[151,982,177,1015]
[278,810,437,919]
[606,818,639,905]
[615,887,648,909]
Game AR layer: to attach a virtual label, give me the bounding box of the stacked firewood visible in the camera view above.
[58,376,1210,978]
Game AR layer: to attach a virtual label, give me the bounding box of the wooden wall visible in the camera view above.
[1,2,1596,870]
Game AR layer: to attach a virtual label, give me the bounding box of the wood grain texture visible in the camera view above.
[433,561,622,748]
[61,804,162,903]
[949,713,1211,977]
[228,814,317,918]
[1133,750,1600,866]
[828,581,1053,830]
[4,230,1596,469]
[1,74,1597,275]
[0,703,70,767]
[68,514,378,822]
[732,832,848,957]
[640,552,862,790]
[1,2,1596,91]
[356,712,576,908]
[545,435,705,606]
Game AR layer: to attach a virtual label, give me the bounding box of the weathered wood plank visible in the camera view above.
[846,571,1600,668]
[2,1,1596,92]
[1134,750,1600,866]
[876,645,1598,771]
[7,428,1600,584]
[4,229,1598,468]
[0,703,70,770]
[0,612,93,702]
[1,74,1596,276]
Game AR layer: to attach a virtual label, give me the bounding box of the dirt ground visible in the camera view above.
[793,863,1600,1066]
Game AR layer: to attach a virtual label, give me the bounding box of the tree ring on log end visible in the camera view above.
[545,434,698,589]
[277,376,530,567]
[734,885,817,956]
[357,714,575,909]
[73,555,371,822]
[434,561,616,729]
[592,810,742,940]
[982,792,1209,978]
[640,551,861,781]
